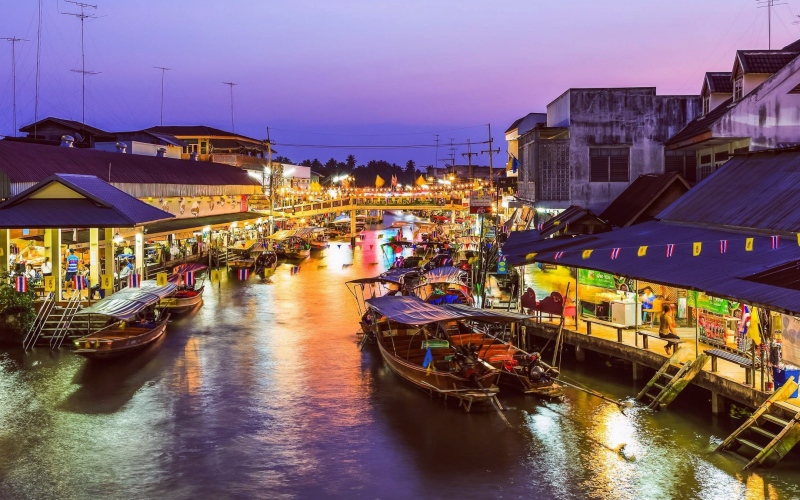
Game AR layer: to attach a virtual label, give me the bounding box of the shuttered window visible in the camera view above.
[664,150,697,183]
[589,148,629,182]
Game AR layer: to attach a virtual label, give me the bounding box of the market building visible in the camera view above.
[515,88,701,213]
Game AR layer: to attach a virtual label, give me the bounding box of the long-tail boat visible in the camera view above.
[161,263,207,313]
[72,282,176,359]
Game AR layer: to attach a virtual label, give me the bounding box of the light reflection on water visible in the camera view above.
[0,213,798,499]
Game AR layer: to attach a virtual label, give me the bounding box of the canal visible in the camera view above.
[0,214,798,499]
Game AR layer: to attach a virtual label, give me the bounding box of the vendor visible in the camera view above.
[640,286,655,320]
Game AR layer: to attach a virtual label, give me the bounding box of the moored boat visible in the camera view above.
[72,282,176,359]
[162,263,207,313]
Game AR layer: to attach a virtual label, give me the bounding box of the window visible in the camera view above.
[538,140,570,201]
[703,95,710,115]
[183,139,199,155]
[664,150,697,183]
[734,77,743,101]
[589,148,629,182]
[714,151,730,164]
[200,141,207,155]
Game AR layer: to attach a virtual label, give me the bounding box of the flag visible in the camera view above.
[73,275,85,290]
[637,246,647,257]
[423,347,433,373]
[719,240,728,254]
[184,271,195,287]
[506,154,513,170]
[15,275,27,293]
[666,244,675,257]
[512,156,519,174]
[771,235,780,250]
[745,237,754,251]
[391,175,397,188]
[693,242,702,256]
[525,252,537,261]
[748,306,761,343]
[739,305,751,337]
[610,248,620,259]
[582,249,593,260]
[375,175,385,188]
[128,273,141,288]
[416,175,426,186]
[237,268,249,280]
[554,251,564,260]
[537,222,544,231]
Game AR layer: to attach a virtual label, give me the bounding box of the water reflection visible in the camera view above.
[0,214,798,499]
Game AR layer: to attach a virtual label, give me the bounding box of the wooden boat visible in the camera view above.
[365,296,502,412]
[254,250,278,274]
[275,236,311,259]
[413,266,474,306]
[72,282,177,359]
[296,227,329,250]
[162,263,207,313]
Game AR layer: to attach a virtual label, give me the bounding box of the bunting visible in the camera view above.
[15,275,27,293]
[554,251,564,260]
[610,248,621,260]
[582,250,593,260]
[772,235,780,250]
[637,246,647,257]
[746,238,754,251]
[128,273,141,288]
[693,242,702,256]
[666,244,674,257]
[719,240,728,254]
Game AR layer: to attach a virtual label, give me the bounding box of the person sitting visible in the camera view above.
[119,259,134,279]
[658,303,681,355]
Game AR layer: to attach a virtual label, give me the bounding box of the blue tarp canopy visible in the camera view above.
[502,221,800,315]
[366,296,531,325]
[76,282,178,320]
[169,263,208,283]
[423,266,468,285]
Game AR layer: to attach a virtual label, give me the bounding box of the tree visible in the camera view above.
[346,155,357,170]
[274,155,293,164]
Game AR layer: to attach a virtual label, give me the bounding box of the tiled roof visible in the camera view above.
[600,173,691,227]
[783,38,800,52]
[704,72,732,94]
[19,117,116,140]
[735,50,799,75]
[665,97,733,147]
[0,140,261,186]
[658,148,800,232]
[147,125,263,144]
[0,174,173,228]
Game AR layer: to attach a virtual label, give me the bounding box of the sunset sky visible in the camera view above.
[1,0,799,166]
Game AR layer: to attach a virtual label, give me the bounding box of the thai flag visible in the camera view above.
[740,305,751,336]
[73,275,85,290]
[666,244,675,257]
[610,248,621,260]
[184,271,195,287]
[15,275,27,293]
[537,222,544,231]
[128,273,141,288]
[719,240,728,254]
[238,268,249,281]
[771,235,780,249]
[554,251,564,260]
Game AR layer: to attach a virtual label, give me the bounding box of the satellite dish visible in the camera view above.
[74,132,84,142]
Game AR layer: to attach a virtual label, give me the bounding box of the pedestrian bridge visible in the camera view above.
[249,195,469,220]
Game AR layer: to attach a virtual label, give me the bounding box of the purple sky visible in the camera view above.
[1,0,799,166]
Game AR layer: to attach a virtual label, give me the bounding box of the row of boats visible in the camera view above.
[348,264,563,412]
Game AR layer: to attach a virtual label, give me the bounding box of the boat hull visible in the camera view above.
[160,287,204,314]
[280,250,310,259]
[74,316,169,359]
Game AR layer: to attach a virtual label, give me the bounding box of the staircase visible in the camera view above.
[717,377,800,469]
[48,292,84,350]
[22,292,56,351]
[636,349,709,410]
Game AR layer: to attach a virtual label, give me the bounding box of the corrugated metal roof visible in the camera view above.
[0,141,261,187]
[600,173,690,227]
[539,205,610,238]
[657,149,800,232]
[0,174,173,228]
[736,50,799,74]
[704,72,732,94]
[502,221,800,315]
[144,211,264,235]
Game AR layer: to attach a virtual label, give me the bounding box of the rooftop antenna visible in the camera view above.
[222,81,237,132]
[757,0,787,50]
[62,0,99,125]
[462,138,479,180]
[154,66,171,126]
[434,134,440,175]
[481,123,500,188]
[35,0,42,137]
[1,37,28,137]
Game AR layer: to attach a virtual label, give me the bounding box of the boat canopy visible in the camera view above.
[441,303,531,323]
[267,229,296,240]
[171,263,208,275]
[230,239,261,251]
[294,227,315,238]
[422,266,468,285]
[366,296,465,325]
[76,282,178,320]
[379,268,421,285]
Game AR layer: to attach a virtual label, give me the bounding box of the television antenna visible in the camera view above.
[1,37,27,137]
[222,82,238,132]
[154,67,172,126]
[757,0,787,50]
[62,0,99,125]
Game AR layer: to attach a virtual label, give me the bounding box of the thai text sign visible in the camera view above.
[469,192,492,214]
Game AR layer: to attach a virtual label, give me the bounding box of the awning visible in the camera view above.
[424,266,469,285]
[294,227,315,238]
[145,212,265,238]
[267,229,295,240]
[169,263,208,282]
[366,296,465,325]
[76,282,178,320]
[502,221,800,315]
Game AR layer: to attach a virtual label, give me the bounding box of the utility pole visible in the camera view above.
[758,0,787,50]
[480,123,501,309]
[1,37,27,137]
[35,0,42,136]
[481,124,500,188]
[462,138,479,182]
[223,82,237,132]
[434,134,440,174]
[63,0,99,125]
[154,66,171,126]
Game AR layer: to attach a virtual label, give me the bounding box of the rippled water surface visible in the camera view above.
[1,215,798,499]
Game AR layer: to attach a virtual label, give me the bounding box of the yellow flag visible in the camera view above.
[44,276,56,292]
[415,175,426,186]
[101,274,113,290]
[582,249,593,259]
[796,233,800,246]
[748,306,761,343]
[156,272,168,286]
[693,242,702,256]
[745,238,754,252]
[210,269,221,282]
[375,175,385,188]
[637,246,647,257]
[525,252,537,261]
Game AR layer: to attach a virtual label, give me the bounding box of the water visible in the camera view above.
[0,214,798,499]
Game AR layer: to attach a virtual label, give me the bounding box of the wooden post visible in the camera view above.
[44,229,62,300]
[89,228,99,288]
[135,228,145,279]
[0,229,9,274]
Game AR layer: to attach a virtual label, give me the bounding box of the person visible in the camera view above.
[25,264,37,281]
[658,303,681,355]
[41,257,52,277]
[65,249,80,284]
[122,243,134,256]
[119,259,134,279]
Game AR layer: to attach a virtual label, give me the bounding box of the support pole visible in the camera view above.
[135,228,144,279]
[89,228,99,288]
[0,229,9,274]
[103,228,114,294]
[45,229,62,300]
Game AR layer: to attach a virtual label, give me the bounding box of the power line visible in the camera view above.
[62,0,99,125]
[222,81,237,132]
[154,66,171,126]
[1,37,28,137]
[266,124,487,137]
[272,140,488,150]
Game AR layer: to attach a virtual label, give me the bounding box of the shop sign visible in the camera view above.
[687,290,730,315]
[469,192,492,214]
[578,269,615,289]
[497,255,508,275]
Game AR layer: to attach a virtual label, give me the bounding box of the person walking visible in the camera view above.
[65,249,80,284]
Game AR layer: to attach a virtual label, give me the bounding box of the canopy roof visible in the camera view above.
[169,263,208,282]
[423,266,469,285]
[366,296,530,326]
[441,303,531,323]
[76,282,177,320]
[267,229,295,240]
[378,268,421,285]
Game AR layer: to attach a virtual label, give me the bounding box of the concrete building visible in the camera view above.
[517,88,701,212]
[505,112,547,165]
[666,39,800,182]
